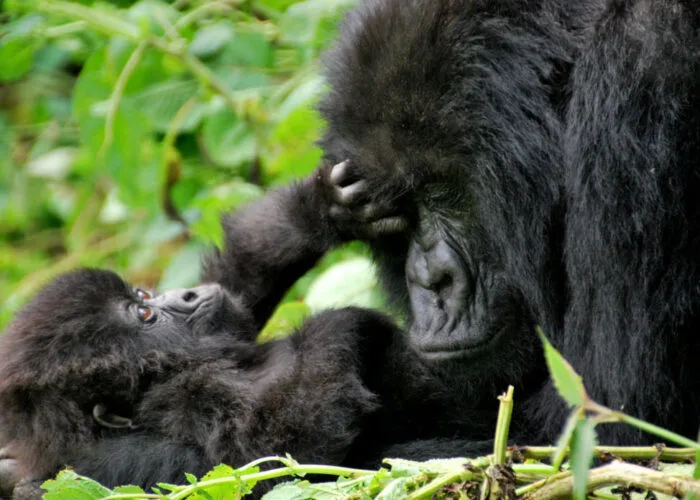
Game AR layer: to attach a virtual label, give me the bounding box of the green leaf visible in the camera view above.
[218,31,274,68]
[131,79,202,133]
[72,46,155,206]
[0,38,38,81]
[551,408,583,470]
[189,180,265,246]
[305,258,384,313]
[112,484,146,494]
[375,477,411,500]
[158,242,204,290]
[570,418,597,500]
[262,481,310,500]
[42,470,112,500]
[189,22,235,58]
[201,109,257,169]
[537,327,587,407]
[259,302,312,343]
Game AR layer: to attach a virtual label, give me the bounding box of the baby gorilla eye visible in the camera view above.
[136,305,155,323]
[135,288,152,300]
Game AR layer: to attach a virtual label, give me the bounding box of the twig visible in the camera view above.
[521,461,700,500]
[516,445,697,462]
[493,385,515,465]
[99,41,147,158]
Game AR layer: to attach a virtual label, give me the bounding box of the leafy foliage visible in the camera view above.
[0,0,386,330]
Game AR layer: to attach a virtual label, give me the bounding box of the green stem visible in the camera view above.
[37,0,140,40]
[406,469,475,500]
[584,400,700,450]
[492,385,515,465]
[99,41,147,158]
[165,463,376,500]
[517,445,697,462]
[36,0,240,112]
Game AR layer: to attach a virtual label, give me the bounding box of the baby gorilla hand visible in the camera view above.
[328,160,410,239]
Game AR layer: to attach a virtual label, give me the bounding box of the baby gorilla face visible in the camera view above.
[119,283,238,345]
[0,269,256,397]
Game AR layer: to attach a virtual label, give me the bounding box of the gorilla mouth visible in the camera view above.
[409,313,500,361]
[406,233,502,361]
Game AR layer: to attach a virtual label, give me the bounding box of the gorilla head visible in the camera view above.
[0,269,255,480]
[319,0,572,390]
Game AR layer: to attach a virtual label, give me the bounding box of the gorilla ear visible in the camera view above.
[92,404,139,430]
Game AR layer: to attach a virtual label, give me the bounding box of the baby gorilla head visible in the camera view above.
[0,268,255,482]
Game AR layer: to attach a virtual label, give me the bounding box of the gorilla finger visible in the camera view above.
[11,479,45,500]
[355,203,395,222]
[334,180,369,205]
[329,160,353,187]
[0,458,22,497]
[329,204,352,221]
[367,216,410,237]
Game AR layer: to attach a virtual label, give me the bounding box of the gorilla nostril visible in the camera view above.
[182,291,198,303]
[432,275,453,292]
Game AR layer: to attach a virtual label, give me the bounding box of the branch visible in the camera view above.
[523,461,700,500]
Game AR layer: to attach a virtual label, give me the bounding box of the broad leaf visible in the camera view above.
[570,419,597,500]
[538,327,587,407]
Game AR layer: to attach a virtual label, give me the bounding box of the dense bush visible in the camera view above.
[0,0,384,331]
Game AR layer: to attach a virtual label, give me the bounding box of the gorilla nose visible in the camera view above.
[406,239,460,292]
[154,284,222,314]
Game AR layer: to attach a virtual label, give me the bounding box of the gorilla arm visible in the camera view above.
[201,162,409,333]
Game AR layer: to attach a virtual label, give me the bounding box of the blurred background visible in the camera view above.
[0,0,386,334]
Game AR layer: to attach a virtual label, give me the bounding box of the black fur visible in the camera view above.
[0,264,408,496]
[317,0,700,447]
[0,180,484,497]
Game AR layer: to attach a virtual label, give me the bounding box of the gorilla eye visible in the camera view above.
[135,288,152,300]
[136,306,155,322]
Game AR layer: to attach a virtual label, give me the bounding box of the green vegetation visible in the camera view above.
[3,2,700,498]
[0,0,383,330]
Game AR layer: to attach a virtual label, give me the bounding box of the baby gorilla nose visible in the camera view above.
[154,284,223,315]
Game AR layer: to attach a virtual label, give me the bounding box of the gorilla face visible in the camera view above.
[121,283,241,342]
[406,214,511,361]
[0,269,254,405]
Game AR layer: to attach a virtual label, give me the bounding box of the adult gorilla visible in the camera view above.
[319,0,575,450]
[320,0,700,447]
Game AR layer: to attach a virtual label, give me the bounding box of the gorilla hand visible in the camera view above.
[0,447,22,498]
[327,160,411,239]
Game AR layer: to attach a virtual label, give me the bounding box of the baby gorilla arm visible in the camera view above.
[201,160,412,333]
[202,166,342,331]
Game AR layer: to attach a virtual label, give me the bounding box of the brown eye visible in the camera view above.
[135,288,152,300]
[137,306,154,322]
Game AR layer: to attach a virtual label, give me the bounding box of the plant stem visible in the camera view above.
[406,469,475,500]
[584,400,700,450]
[166,463,376,500]
[493,385,515,465]
[36,0,241,112]
[517,445,697,462]
[99,41,147,158]
[521,461,700,499]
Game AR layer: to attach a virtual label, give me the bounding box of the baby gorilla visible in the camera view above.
[0,267,402,497]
